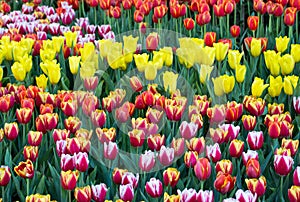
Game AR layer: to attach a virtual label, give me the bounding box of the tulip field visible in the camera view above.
[1,0,300,201]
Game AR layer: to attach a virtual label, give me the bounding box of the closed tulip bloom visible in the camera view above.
[61,154,75,171]
[247,16,259,31]
[250,38,262,57]
[139,150,155,172]
[215,159,233,175]
[246,158,261,178]
[91,109,106,128]
[74,186,92,202]
[16,108,32,124]
[103,141,118,160]
[246,176,267,197]
[229,139,244,158]
[178,188,197,202]
[119,184,134,202]
[146,32,159,52]
[235,64,247,83]
[228,50,243,70]
[274,154,294,176]
[268,75,283,97]
[128,129,145,147]
[184,151,198,168]
[293,167,300,186]
[235,189,257,202]
[69,56,81,75]
[276,36,290,53]
[186,137,205,154]
[179,121,198,140]
[183,18,195,30]
[291,44,300,63]
[197,190,214,202]
[147,134,165,151]
[230,25,241,38]
[61,170,79,190]
[213,42,229,62]
[4,122,19,141]
[251,77,269,97]
[288,186,300,202]
[214,172,236,194]
[129,76,143,92]
[194,158,211,180]
[282,138,299,156]
[206,143,222,163]
[199,65,214,84]
[91,183,107,202]
[64,31,77,48]
[204,32,216,47]
[144,62,157,81]
[134,53,149,72]
[145,178,163,198]
[242,115,256,131]
[14,159,34,179]
[284,75,299,95]
[11,62,26,81]
[163,71,178,93]
[0,166,11,186]
[35,74,48,89]
[23,146,38,162]
[163,167,180,187]
[25,194,52,202]
[279,54,295,76]
[74,152,89,172]
[112,168,128,185]
[158,146,174,166]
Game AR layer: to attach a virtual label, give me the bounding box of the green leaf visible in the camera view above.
[48,162,61,199]
[12,175,25,202]
[5,147,12,168]
[35,175,46,193]
[261,151,273,174]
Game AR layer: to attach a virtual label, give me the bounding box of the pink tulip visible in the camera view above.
[119,184,134,202]
[274,154,294,176]
[247,131,264,150]
[197,190,214,202]
[242,150,259,165]
[139,150,156,172]
[145,178,163,198]
[235,189,257,202]
[91,183,108,202]
[293,96,300,114]
[206,143,222,163]
[219,123,240,142]
[179,121,198,140]
[158,146,174,166]
[61,154,75,171]
[103,141,118,160]
[121,172,139,188]
[293,166,300,186]
[178,188,197,202]
[74,152,89,172]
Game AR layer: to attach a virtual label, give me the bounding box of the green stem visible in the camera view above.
[296,12,299,42]
[220,17,223,38]
[234,5,237,25]
[227,14,230,37]
[94,7,97,25]
[26,178,30,196]
[280,176,284,201]
[269,15,272,34]
[289,26,293,41]
[2,186,4,201]
[276,17,280,36]
[69,190,72,202]
[81,0,86,17]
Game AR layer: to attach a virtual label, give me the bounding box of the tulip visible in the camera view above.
[184,151,198,168]
[246,176,267,197]
[91,109,106,128]
[16,107,32,124]
[163,167,180,187]
[145,178,163,198]
[274,154,294,176]
[282,138,299,156]
[213,42,229,62]
[235,189,257,202]
[194,158,211,180]
[243,96,266,116]
[212,75,235,96]
[247,16,259,31]
[11,62,26,81]
[4,122,19,141]
[215,159,233,175]
[246,158,261,178]
[288,186,300,202]
[214,172,236,194]
[293,96,300,114]
[268,103,285,115]
[53,129,71,143]
[210,128,228,144]
[229,139,244,158]
[0,166,11,186]
[64,31,77,48]
[35,74,48,89]
[279,54,295,75]
[119,184,134,202]
[293,167,300,186]
[178,188,198,202]
[91,183,107,202]
[61,170,79,190]
[121,172,139,188]
[129,76,143,92]
[247,131,264,150]
[284,7,297,26]
[171,138,185,157]
[112,168,128,185]
[291,44,300,63]
[128,129,145,147]
[197,190,214,202]
[206,143,222,163]
[146,108,163,124]
[204,32,216,47]
[268,75,283,97]
[228,50,243,70]
[82,95,99,116]
[235,65,247,83]
[25,194,52,202]
[40,104,54,115]
[230,25,241,38]
[139,150,156,172]
[163,71,178,93]
[61,154,75,171]
[284,75,299,95]
[250,77,269,97]
[186,137,205,154]
[0,94,14,113]
[146,33,159,52]
[74,186,92,202]
[183,18,195,30]
[276,36,290,53]
[179,121,198,140]
[14,159,34,179]
[69,56,81,75]
[103,141,118,160]
[250,38,262,57]
[158,146,174,166]
[23,146,38,162]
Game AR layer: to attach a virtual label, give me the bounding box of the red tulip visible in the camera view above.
[14,159,34,179]
[147,134,165,151]
[0,166,11,186]
[128,129,145,147]
[146,32,159,52]
[246,158,261,178]
[40,104,54,114]
[91,109,106,128]
[154,5,168,19]
[91,183,108,202]
[225,101,243,123]
[61,100,78,117]
[109,6,121,18]
[178,188,197,202]
[284,7,297,26]
[27,131,43,146]
[99,0,111,10]
[197,190,214,202]
[229,139,244,158]
[145,178,163,198]
[224,1,234,14]
[242,150,259,166]
[23,146,39,162]
[129,76,143,92]
[246,176,267,197]
[112,168,128,185]
[119,184,134,202]
[163,167,180,187]
[204,32,217,47]
[186,137,205,154]
[74,152,89,172]
[194,158,211,181]
[214,172,236,194]
[171,138,185,157]
[184,151,198,168]
[247,131,264,150]
[293,166,300,186]
[0,94,14,113]
[288,186,300,202]
[61,154,75,171]
[247,16,259,31]
[213,4,225,17]
[243,96,266,117]
[121,172,139,188]
[215,159,233,175]
[282,138,299,156]
[96,127,116,143]
[219,123,240,142]
[170,4,186,18]
[53,129,71,143]
[254,0,267,14]
[122,0,133,10]
[242,115,257,131]
[84,76,99,91]
[4,122,19,141]
[183,18,195,30]
[274,154,294,176]
[61,170,80,190]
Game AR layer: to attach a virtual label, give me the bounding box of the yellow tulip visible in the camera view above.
[99,39,113,58]
[20,54,32,73]
[160,47,173,67]
[107,42,125,70]
[4,43,13,61]
[20,38,34,54]
[0,48,5,65]
[179,38,192,49]
[69,56,81,74]
[163,71,178,93]
[291,44,300,63]
[42,40,54,50]
[212,76,225,96]
[40,48,56,62]
[64,31,77,48]
[228,50,243,70]
[11,62,26,81]
[251,77,269,97]
[268,75,283,97]
[48,63,61,84]
[263,50,281,76]
[200,65,214,84]
[80,62,96,79]
[13,44,27,62]
[52,36,65,53]
[222,75,235,93]
[283,75,299,95]
[36,74,48,89]
[40,60,57,75]
[250,38,261,57]
[0,67,3,81]
[153,51,164,70]
[123,35,139,54]
[213,42,229,62]
[235,64,247,83]
[134,53,149,72]
[80,42,95,62]
[279,54,295,75]
[275,36,290,53]
[176,48,194,68]
[202,46,215,66]
[144,61,157,81]
[191,38,204,47]
[0,36,10,45]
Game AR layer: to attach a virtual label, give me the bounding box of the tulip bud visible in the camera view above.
[288,186,300,202]
[0,166,11,186]
[215,159,233,175]
[163,167,180,187]
[27,131,43,146]
[171,138,185,157]
[119,184,134,202]
[14,159,34,179]
[229,139,244,158]
[74,185,92,202]
[146,32,159,52]
[204,32,216,47]
[274,154,294,176]
[230,25,240,38]
[247,16,259,31]
[16,108,33,124]
[23,146,39,162]
[128,129,145,147]
[91,183,108,202]
[74,152,89,172]
[4,122,19,141]
[145,178,163,198]
[214,172,236,194]
[247,131,264,150]
[183,18,195,30]
[112,168,128,185]
[103,141,118,160]
[194,158,211,181]
[61,170,80,190]
[246,176,267,197]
